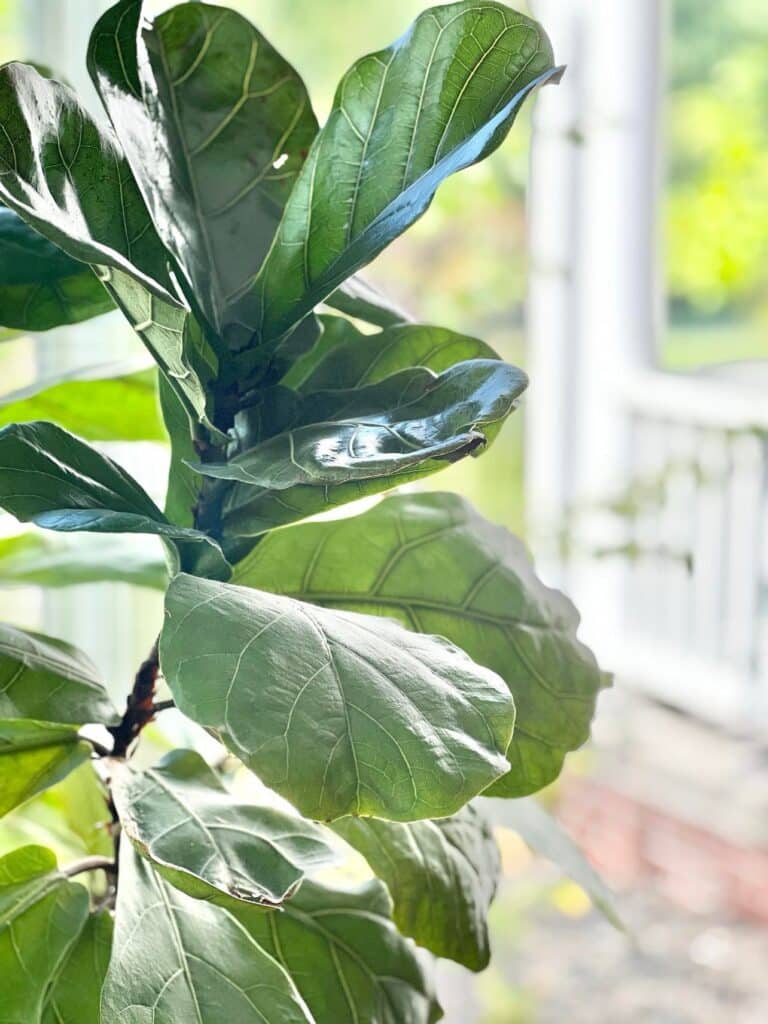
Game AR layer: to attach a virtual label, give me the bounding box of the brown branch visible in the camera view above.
[107,639,160,758]
[63,856,116,879]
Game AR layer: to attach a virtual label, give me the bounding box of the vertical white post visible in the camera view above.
[527,0,663,649]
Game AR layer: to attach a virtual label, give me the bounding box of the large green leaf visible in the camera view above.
[334,803,500,971]
[161,573,515,822]
[41,909,113,1024]
[0,207,114,330]
[0,846,90,1022]
[101,844,314,1024]
[113,749,335,905]
[0,531,166,590]
[0,421,228,577]
[0,62,178,305]
[233,492,608,796]
[89,0,318,343]
[283,315,498,391]
[236,1,557,343]
[0,361,164,442]
[482,797,623,930]
[0,720,90,817]
[232,878,441,1024]
[205,359,527,537]
[0,622,117,725]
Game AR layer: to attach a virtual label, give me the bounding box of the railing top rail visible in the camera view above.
[622,369,768,433]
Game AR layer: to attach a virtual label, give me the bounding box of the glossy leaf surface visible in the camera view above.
[113,749,335,905]
[0,62,178,304]
[233,492,607,796]
[241,1,556,342]
[212,359,526,537]
[334,803,500,970]
[0,846,90,1022]
[0,363,164,442]
[0,721,90,817]
[0,207,113,330]
[0,531,166,590]
[324,275,411,329]
[161,573,515,822]
[0,622,116,725]
[102,844,314,1024]
[41,910,113,1024]
[284,315,498,392]
[90,0,318,342]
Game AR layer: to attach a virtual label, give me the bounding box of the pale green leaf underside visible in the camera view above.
[233,491,608,797]
[0,846,90,1023]
[333,802,500,971]
[160,573,515,822]
[0,622,117,726]
[113,749,335,905]
[101,844,313,1024]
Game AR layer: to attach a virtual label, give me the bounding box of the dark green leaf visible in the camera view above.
[238,1,557,343]
[0,622,117,725]
[161,573,514,822]
[481,796,624,930]
[232,492,608,797]
[334,803,500,971]
[324,275,411,329]
[42,910,113,1024]
[204,359,527,537]
[0,721,90,817]
[0,531,167,590]
[89,0,318,341]
[0,62,178,304]
[0,361,164,442]
[0,207,114,331]
[232,877,441,1024]
[0,846,90,1021]
[113,749,335,905]
[102,844,314,1024]
[283,315,499,392]
[0,421,228,577]
[158,371,203,530]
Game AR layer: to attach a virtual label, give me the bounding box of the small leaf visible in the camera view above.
[481,796,624,931]
[89,0,318,343]
[42,910,113,1024]
[0,421,228,577]
[0,531,167,590]
[161,574,514,822]
[101,844,314,1024]
[0,62,178,305]
[233,877,441,1024]
[334,803,500,971]
[0,622,117,725]
[232,491,608,796]
[0,721,90,817]
[238,2,557,342]
[0,361,164,442]
[203,359,527,537]
[324,275,411,329]
[113,749,335,905]
[0,207,114,331]
[0,845,90,1022]
[284,315,499,391]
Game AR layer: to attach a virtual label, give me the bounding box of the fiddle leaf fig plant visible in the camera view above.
[0,2,611,1020]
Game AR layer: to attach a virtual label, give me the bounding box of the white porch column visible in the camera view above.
[527,0,664,647]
